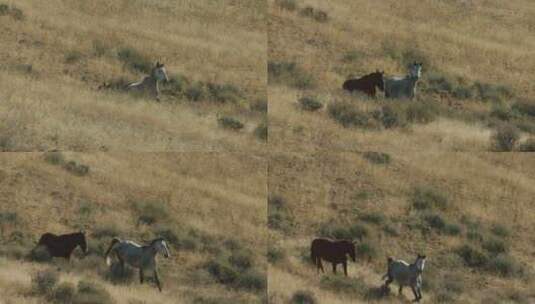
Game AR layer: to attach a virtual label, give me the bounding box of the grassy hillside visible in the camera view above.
[0,0,267,151]
[268,151,535,303]
[268,0,535,153]
[0,152,267,303]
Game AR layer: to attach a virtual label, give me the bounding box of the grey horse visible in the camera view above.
[126,61,169,101]
[105,237,170,292]
[384,62,422,99]
[382,254,427,302]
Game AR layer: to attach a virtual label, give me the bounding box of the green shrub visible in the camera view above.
[318,222,368,240]
[483,238,507,255]
[74,280,114,304]
[44,151,65,165]
[275,0,297,11]
[473,82,513,103]
[491,224,510,238]
[63,160,90,176]
[117,47,152,74]
[342,50,364,63]
[32,269,59,295]
[268,246,285,264]
[268,195,294,232]
[490,105,513,121]
[405,102,437,124]
[444,223,461,236]
[512,101,535,117]
[412,186,449,210]
[268,61,315,89]
[133,200,169,226]
[65,51,83,64]
[491,123,520,151]
[250,98,267,113]
[356,242,377,260]
[456,244,488,268]
[328,101,373,128]
[299,96,323,111]
[29,246,53,263]
[291,290,317,304]
[218,116,244,131]
[205,258,239,285]
[207,83,242,104]
[487,254,523,277]
[254,121,268,141]
[359,212,385,225]
[184,81,206,101]
[52,282,76,304]
[362,152,391,165]
[92,40,109,57]
[234,269,266,292]
[375,105,406,129]
[299,6,328,22]
[93,224,121,240]
[424,213,446,230]
[0,4,24,20]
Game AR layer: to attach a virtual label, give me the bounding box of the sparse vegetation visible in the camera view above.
[275,0,297,11]
[0,3,24,20]
[268,195,294,233]
[32,269,59,296]
[298,96,323,111]
[74,280,115,304]
[117,47,152,74]
[491,124,520,151]
[328,101,374,128]
[218,116,245,131]
[268,61,315,89]
[411,186,449,211]
[291,290,317,304]
[299,6,328,23]
[255,121,268,141]
[362,152,391,165]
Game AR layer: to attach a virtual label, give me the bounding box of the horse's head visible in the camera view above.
[409,62,422,79]
[415,254,426,273]
[153,61,169,83]
[153,238,171,258]
[374,69,385,91]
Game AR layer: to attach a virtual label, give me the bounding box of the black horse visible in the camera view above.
[310,238,356,276]
[343,70,384,97]
[35,231,88,259]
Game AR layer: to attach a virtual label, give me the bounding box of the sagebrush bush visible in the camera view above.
[405,102,437,124]
[359,212,385,225]
[218,116,244,131]
[268,61,315,89]
[473,82,513,103]
[63,160,90,176]
[291,290,317,304]
[117,47,152,74]
[32,269,59,295]
[0,3,24,20]
[456,244,488,268]
[328,101,373,128]
[518,138,535,152]
[483,237,508,255]
[234,269,266,292]
[491,124,520,151]
[491,224,510,238]
[44,151,65,165]
[299,96,323,111]
[362,151,391,165]
[512,101,535,117]
[133,200,169,226]
[374,105,406,129]
[207,83,243,104]
[74,280,115,304]
[250,98,267,113]
[65,50,83,64]
[52,282,76,304]
[29,245,53,263]
[299,6,328,22]
[320,275,367,296]
[487,254,524,277]
[275,0,297,11]
[355,242,377,260]
[318,221,368,240]
[412,186,449,211]
[267,246,285,264]
[254,121,268,141]
[268,195,294,233]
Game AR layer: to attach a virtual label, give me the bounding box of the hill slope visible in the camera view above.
[0,152,267,303]
[0,0,267,151]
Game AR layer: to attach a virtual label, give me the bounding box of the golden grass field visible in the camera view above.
[268,0,535,153]
[0,0,267,151]
[0,152,267,303]
[268,151,535,303]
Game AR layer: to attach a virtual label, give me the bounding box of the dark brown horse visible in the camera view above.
[311,238,356,276]
[35,231,88,259]
[342,70,384,97]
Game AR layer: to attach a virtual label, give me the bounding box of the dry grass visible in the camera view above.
[268,0,535,152]
[268,151,535,303]
[0,0,267,151]
[0,153,267,303]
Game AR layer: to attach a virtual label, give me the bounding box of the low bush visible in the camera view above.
[104,262,136,284]
[483,238,508,255]
[267,246,285,264]
[456,244,488,268]
[268,61,315,89]
[359,212,385,225]
[320,275,367,296]
[29,245,53,263]
[491,123,520,151]
[0,3,24,20]
[268,195,294,233]
[299,6,328,22]
[275,0,297,11]
[411,186,449,211]
[117,47,152,74]
[318,221,368,240]
[52,282,76,304]
[65,51,83,64]
[63,160,90,176]
[32,269,59,295]
[362,152,391,165]
[254,121,268,141]
[355,242,377,260]
[487,254,524,277]
[512,101,535,117]
[291,290,317,304]
[328,101,373,128]
[250,98,267,113]
[132,200,169,226]
[473,82,513,103]
[218,116,244,131]
[374,105,406,129]
[405,102,437,124]
[299,96,323,111]
[44,151,65,165]
[74,280,115,304]
[234,269,266,292]
[518,138,535,152]
[491,224,510,238]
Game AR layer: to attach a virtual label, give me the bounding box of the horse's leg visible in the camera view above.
[318,259,325,273]
[410,285,419,302]
[154,269,162,292]
[343,261,348,276]
[398,285,403,295]
[332,263,337,274]
[139,268,144,284]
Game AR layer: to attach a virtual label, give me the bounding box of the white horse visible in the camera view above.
[384,62,422,99]
[105,237,170,292]
[126,61,169,101]
[382,254,427,302]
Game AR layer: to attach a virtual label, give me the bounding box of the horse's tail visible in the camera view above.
[342,79,350,90]
[104,238,121,266]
